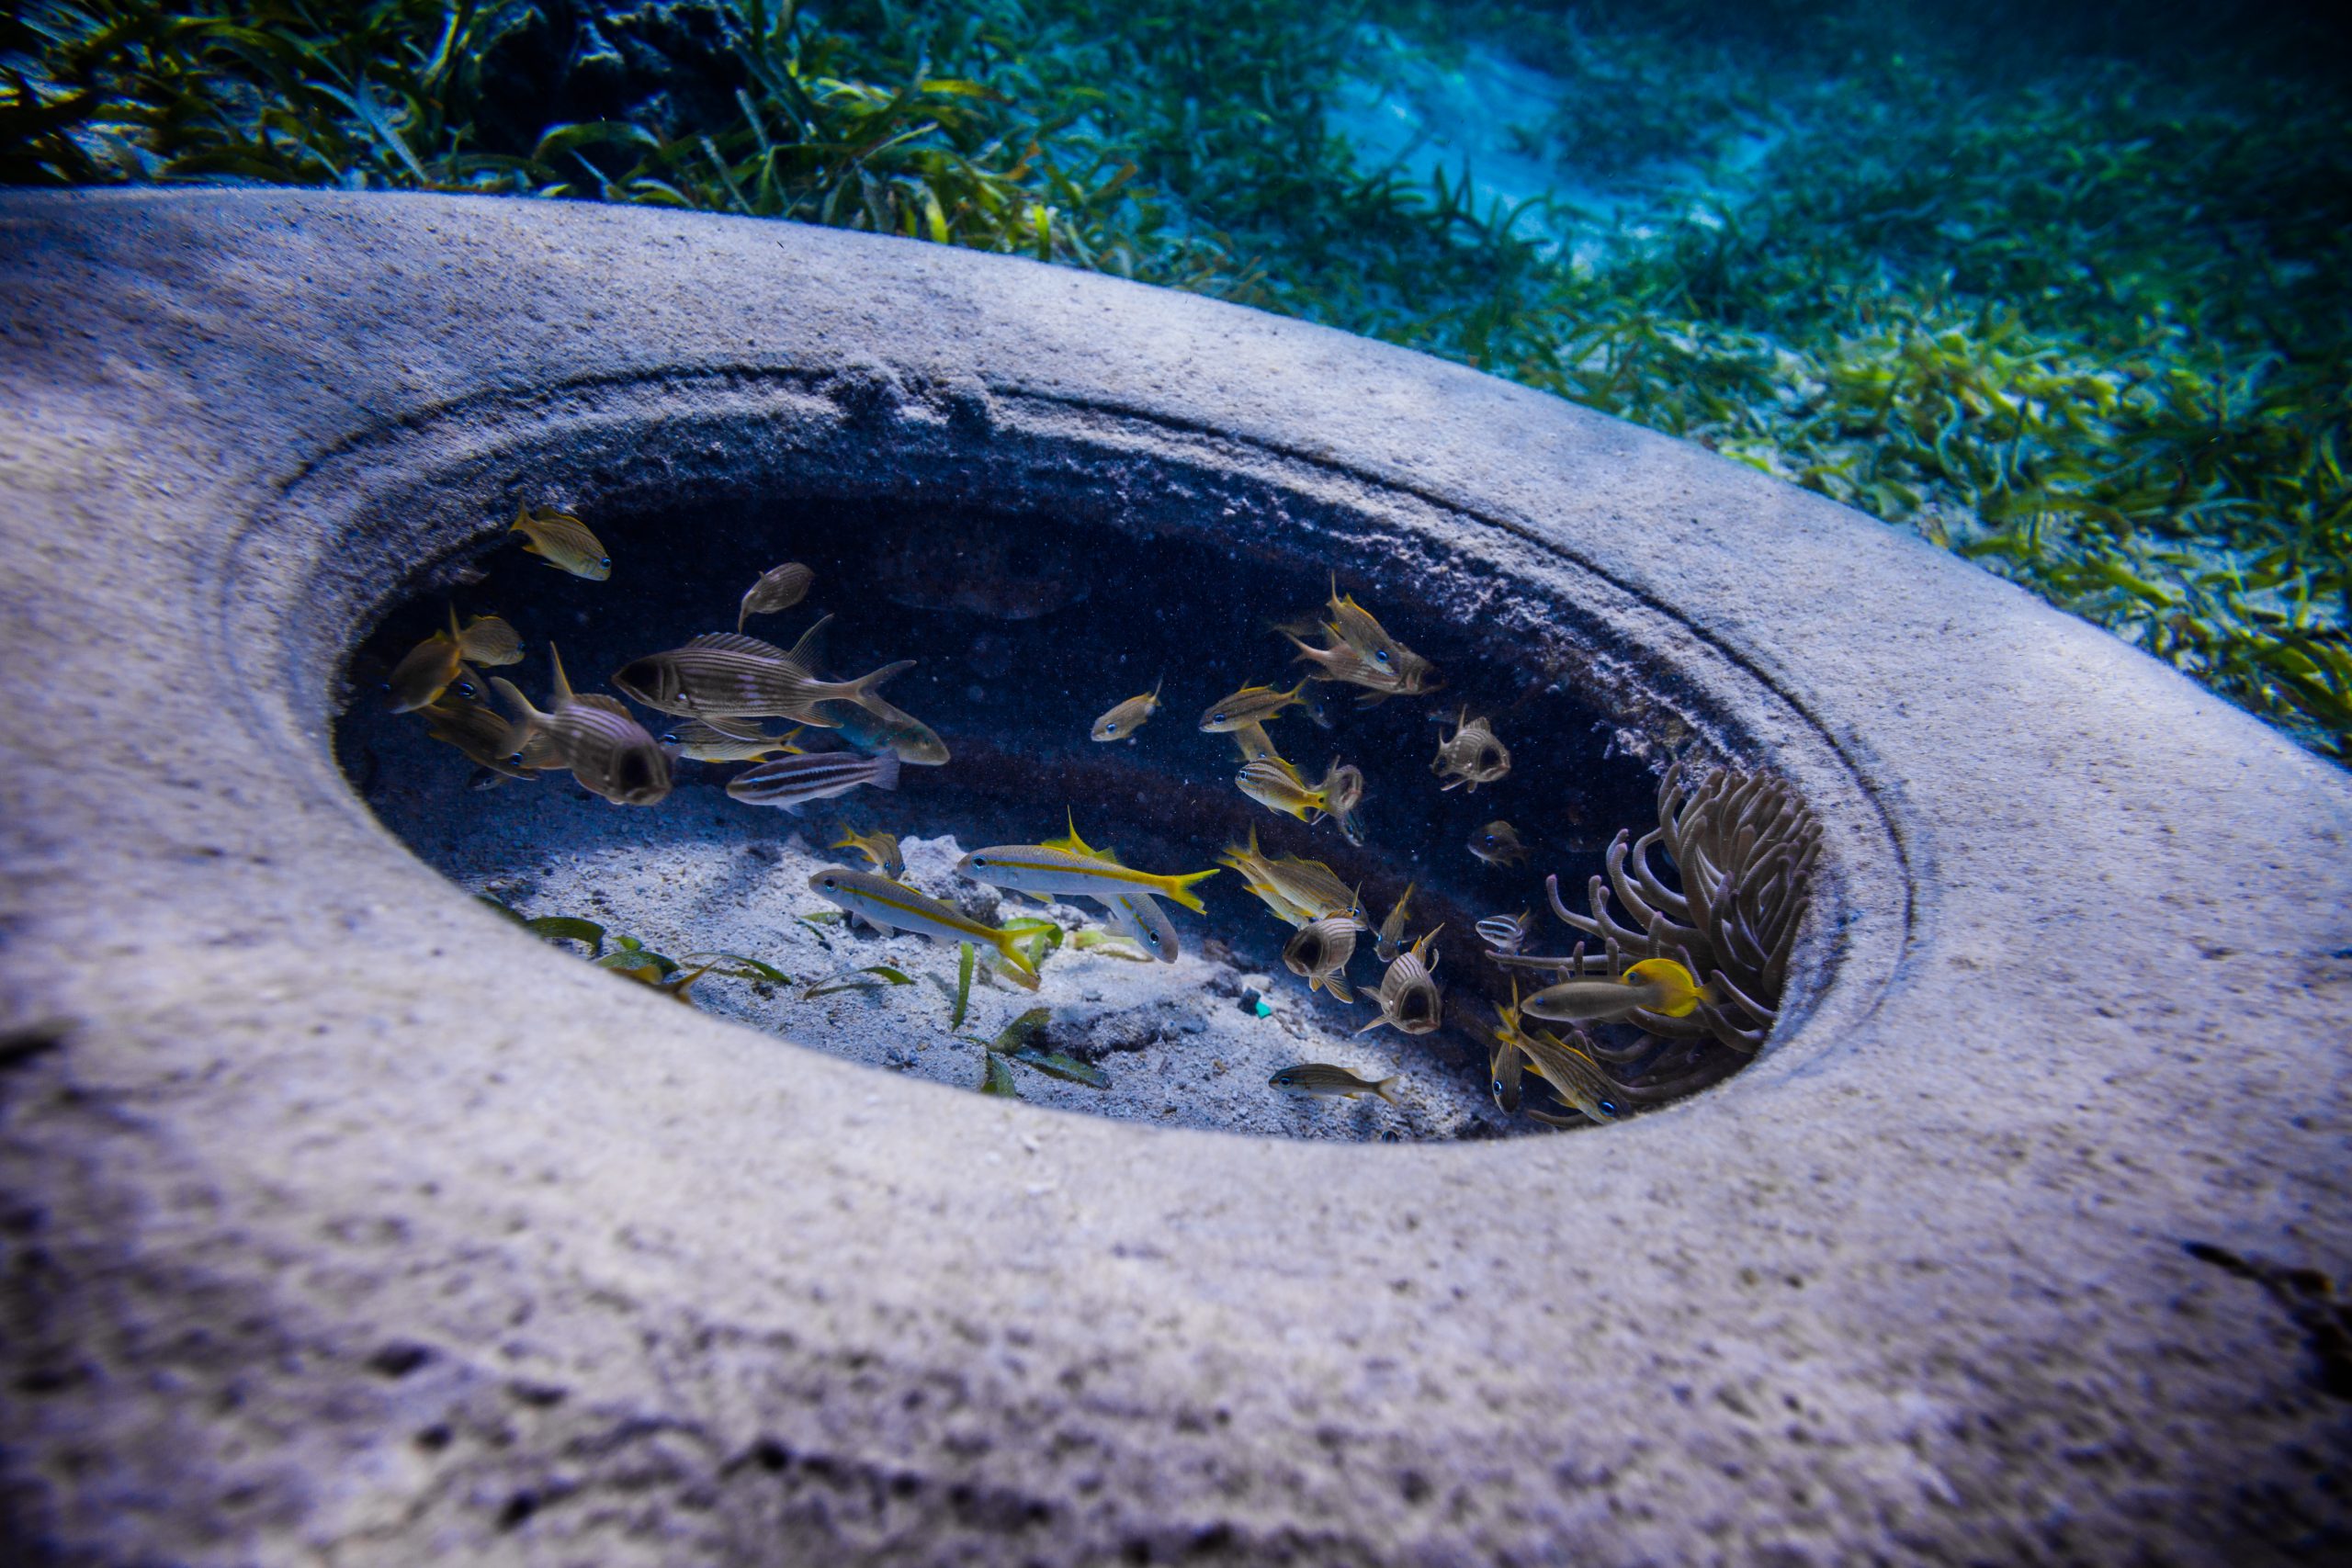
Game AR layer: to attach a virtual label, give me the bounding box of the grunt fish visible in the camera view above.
[1357,928,1443,1036]
[1432,708,1511,792]
[1469,819,1531,866]
[1514,1027,1623,1122]
[611,617,914,723]
[1091,679,1164,742]
[1200,680,1312,732]
[385,604,479,714]
[508,503,609,581]
[727,750,901,815]
[661,718,803,762]
[1236,757,1361,828]
[1323,578,1436,693]
[1269,1063,1400,1105]
[957,842,1219,915]
[1522,957,1711,1025]
[1374,882,1416,964]
[831,823,907,879]
[456,614,524,667]
[739,562,814,631]
[1283,916,1360,1002]
[489,645,670,806]
[808,868,1039,989]
[808,692,951,765]
[417,692,537,783]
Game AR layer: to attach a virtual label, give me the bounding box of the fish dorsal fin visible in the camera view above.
[782,613,832,671]
[571,693,635,721]
[548,642,575,706]
[698,715,775,741]
[684,631,789,660]
[445,602,462,643]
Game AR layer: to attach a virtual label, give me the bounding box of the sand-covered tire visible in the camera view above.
[2,190,2346,1566]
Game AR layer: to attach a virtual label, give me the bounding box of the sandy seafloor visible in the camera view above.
[348,713,1553,1143]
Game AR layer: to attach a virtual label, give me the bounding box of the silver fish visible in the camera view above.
[1095,889,1180,963]
[727,750,901,815]
[808,868,1039,988]
[611,617,913,723]
[660,718,802,762]
[490,645,670,806]
[739,562,814,631]
[1283,916,1359,1001]
[1476,908,1536,955]
[1268,1063,1400,1104]
[1469,820,1531,865]
[1433,708,1511,792]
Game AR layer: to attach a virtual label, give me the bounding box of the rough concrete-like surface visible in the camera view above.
[0,190,2347,1564]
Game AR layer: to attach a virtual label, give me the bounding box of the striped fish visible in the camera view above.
[1357,928,1442,1036]
[956,843,1218,914]
[509,503,609,581]
[1514,1027,1623,1123]
[726,750,900,815]
[660,718,803,762]
[611,615,914,723]
[808,869,1038,989]
[1283,916,1358,1001]
[738,561,813,631]
[489,644,670,806]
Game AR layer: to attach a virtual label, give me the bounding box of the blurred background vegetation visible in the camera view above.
[6,0,2346,759]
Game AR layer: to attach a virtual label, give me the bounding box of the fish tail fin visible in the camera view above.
[1154,867,1219,916]
[868,751,902,792]
[548,643,575,705]
[989,931,1042,990]
[829,824,857,851]
[842,659,916,705]
[1374,1075,1401,1107]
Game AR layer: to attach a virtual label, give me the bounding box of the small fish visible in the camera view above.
[728,750,901,815]
[660,718,804,762]
[1476,908,1536,954]
[1283,916,1360,1001]
[1514,1027,1623,1122]
[612,617,914,722]
[1357,928,1443,1036]
[1285,631,1393,694]
[1322,761,1366,843]
[1269,1063,1400,1105]
[1470,819,1531,866]
[1236,757,1360,828]
[385,604,476,714]
[1433,708,1511,791]
[508,503,609,581]
[739,562,814,631]
[1095,888,1180,963]
[808,692,951,765]
[1522,957,1712,1024]
[489,644,671,806]
[417,692,537,783]
[455,614,525,667]
[1323,578,1436,692]
[1374,882,1415,964]
[831,823,907,880]
[1229,720,1288,767]
[808,868,1039,989]
[957,843,1219,915]
[1091,679,1164,741]
[1200,680,1312,732]
[1482,976,1546,1113]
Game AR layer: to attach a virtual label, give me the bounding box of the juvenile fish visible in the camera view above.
[612,617,914,722]
[808,868,1039,989]
[958,843,1219,914]
[661,718,803,762]
[1323,579,1436,693]
[808,692,951,765]
[385,604,486,714]
[831,824,907,879]
[509,503,609,581]
[1357,928,1443,1036]
[1283,916,1360,1002]
[1200,680,1311,732]
[1236,757,1360,828]
[1469,819,1531,866]
[1374,882,1415,964]
[1515,1027,1623,1122]
[1476,908,1535,954]
[418,692,537,782]
[1286,631,1393,694]
[490,644,671,806]
[739,562,813,631]
[1433,708,1511,792]
[1091,679,1163,741]
[1228,720,1288,767]
[1269,1063,1400,1105]
[1522,957,1711,1024]
[728,750,901,815]
[1095,888,1180,963]
[455,614,525,667]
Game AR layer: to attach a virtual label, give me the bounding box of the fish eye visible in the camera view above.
[661,732,679,744]
[973,856,989,866]
[1600,1100,1620,1117]
[597,557,611,569]
[1374,649,1390,664]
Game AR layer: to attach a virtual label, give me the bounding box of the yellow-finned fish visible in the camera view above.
[660,718,804,762]
[417,692,537,783]
[1283,916,1360,1002]
[1268,1063,1400,1104]
[1476,908,1535,955]
[1229,720,1289,768]
[831,823,907,880]
[1433,708,1511,792]
[1091,678,1163,741]
[1357,928,1442,1036]
[490,644,671,806]
[807,868,1039,989]
[1513,1026,1623,1122]
[1323,578,1436,693]
[1469,819,1531,866]
[1522,957,1711,1024]
[1218,829,1364,929]
[739,562,814,631]
[455,614,525,667]
[385,604,478,714]
[1200,680,1312,733]
[509,503,609,581]
[1374,882,1415,963]
[1237,757,1361,829]
[611,617,915,723]
[957,840,1219,915]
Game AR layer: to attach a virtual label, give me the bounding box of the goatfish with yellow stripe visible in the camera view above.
[807,868,1039,989]
[660,718,803,762]
[727,750,900,815]
[1200,680,1313,733]
[612,616,914,724]
[1522,957,1712,1025]
[490,645,671,806]
[1036,817,1182,963]
[386,606,524,713]
[508,503,610,581]
[831,823,907,880]
[957,837,1219,915]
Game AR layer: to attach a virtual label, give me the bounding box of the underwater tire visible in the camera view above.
[2,190,2347,1566]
